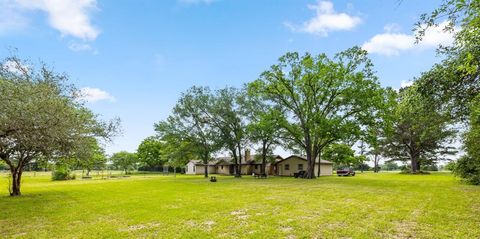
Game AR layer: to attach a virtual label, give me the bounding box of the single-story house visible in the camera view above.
[185,150,283,175]
[186,151,333,177]
[275,155,333,176]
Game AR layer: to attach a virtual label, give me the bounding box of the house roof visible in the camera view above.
[214,154,283,165]
[188,154,285,166]
[188,160,217,166]
[274,155,333,165]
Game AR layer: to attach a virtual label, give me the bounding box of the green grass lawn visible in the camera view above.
[0,172,479,238]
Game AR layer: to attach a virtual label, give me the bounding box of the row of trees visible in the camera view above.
[153,44,460,179]
[121,0,480,184]
[412,0,479,183]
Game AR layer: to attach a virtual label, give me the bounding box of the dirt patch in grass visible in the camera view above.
[391,209,422,238]
[119,222,161,232]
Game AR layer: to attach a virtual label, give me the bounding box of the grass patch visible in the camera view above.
[0,172,479,238]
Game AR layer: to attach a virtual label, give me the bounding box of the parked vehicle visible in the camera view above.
[336,168,355,176]
[293,170,306,178]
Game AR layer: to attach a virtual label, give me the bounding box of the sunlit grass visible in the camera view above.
[0,172,478,238]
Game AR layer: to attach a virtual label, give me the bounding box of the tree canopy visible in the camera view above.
[0,57,119,196]
[249,47,383,178]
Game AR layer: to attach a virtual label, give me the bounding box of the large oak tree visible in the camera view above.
[250,47,383,178]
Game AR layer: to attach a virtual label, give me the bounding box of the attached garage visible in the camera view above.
[185,160,216,175]
[275,155,333,176]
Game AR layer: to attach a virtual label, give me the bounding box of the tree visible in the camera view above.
[155,86,220,178]
[244,92,281,174]
[382,85,456,173]
[209,87,249,177]
[416,0,480,183]
[415,0,479,119]
[0,57,119,196]
[74,137,107,176]
[162,135,196,177]
[364,87,397,173]
[323,143,356,168]
[453,96,480,184]
[137,136,164,170]
[249,47,383,178]
[381,161,399,171]
[110,151,137,174]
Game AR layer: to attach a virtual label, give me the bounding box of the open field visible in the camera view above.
[0,172,479,238]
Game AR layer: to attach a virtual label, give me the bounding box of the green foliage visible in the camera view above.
[249,47,383,178]
[454,155,480,184]
[323,144,355,167]
[444,161,457,171]
[381,161,399,171]
[73,137,107,175]
[155,86,221,177]
[453,96,480,184]
[416,1,479,114]
[51,165,76,181]
[209,87,249,175]
[382,85,456,172]
[110,151,138,174]
[245,87,282,173]
[0,161,7,170]
[0,56,120,196]
[137,136,164,170]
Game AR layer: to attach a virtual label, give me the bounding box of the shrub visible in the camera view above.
[454,156,480,185]
[444,161,457,171]
[52,166,76,181]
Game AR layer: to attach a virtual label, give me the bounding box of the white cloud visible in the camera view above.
[0,0,100,52]
[68,41,98,54]
[0,0,29,34]
[400,80,414,88]
[15,0,100,41]
[78,87,115,103]
[362,21,456,56]
[362,33,414,56]
[285,1,362,37]
[1,60,29,74]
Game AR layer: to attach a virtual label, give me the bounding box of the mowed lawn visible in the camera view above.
[0,172,479,238]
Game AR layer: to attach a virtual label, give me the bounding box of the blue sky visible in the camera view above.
[0,0,452,155]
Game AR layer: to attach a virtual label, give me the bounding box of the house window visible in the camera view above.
[221,165,224,170]
[298,164,303,171]
[255,165,258,169]
[285,164,290,170]
[186,167,188,172]
[193,166,195,172]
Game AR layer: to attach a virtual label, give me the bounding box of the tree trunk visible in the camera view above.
[237,147,243,177]
[411,155,418,173]
[317,151,322,177]
[204,163,208,178]
[373,154,379,173]
[261,142,267,174]
[86,169,90,176]
[305,144,316,179]
[261,156,266,174]
[10,169,22,196]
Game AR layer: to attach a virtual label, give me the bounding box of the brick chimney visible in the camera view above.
[245,149,251,162]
